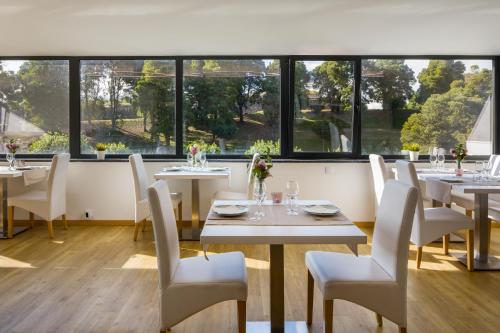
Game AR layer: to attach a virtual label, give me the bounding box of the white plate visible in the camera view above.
[303,205,340,216]
[213,205,249,217]
[208,167,227,172]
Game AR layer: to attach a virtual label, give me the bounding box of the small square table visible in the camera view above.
[154,167,230,240]
[201,200,367,333]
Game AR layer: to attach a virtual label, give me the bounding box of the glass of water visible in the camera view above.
[286,180,300,215]
[483,160,492,180]
[199,151,207,168]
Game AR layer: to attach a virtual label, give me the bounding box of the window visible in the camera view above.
[361,59,494,155]
[183,59,281,155]
[0,60,69,153]
[80,60,176,154]
[292,60,355,153]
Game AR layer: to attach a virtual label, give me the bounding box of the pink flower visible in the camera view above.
[257,160,267,170]
[190,145,198,156]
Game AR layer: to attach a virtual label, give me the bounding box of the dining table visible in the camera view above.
[154,166,230,240]
[201,199,367,333]
[0,165,49,239]
[415,169,500,270]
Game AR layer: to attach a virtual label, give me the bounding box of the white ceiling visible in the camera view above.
[0,0,499,56]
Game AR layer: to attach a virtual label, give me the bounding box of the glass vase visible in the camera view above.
[6,152,15,170]
[253,179,267,218]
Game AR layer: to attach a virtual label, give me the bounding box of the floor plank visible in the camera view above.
[1,225,500,332]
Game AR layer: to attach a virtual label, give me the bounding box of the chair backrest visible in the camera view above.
[48,153,70,216]
[395,160,425,243]
[369,154,392,206]
[246,153,260,199]
[372,179,418,282]
[148,180,180,289]
[129,154,149,202]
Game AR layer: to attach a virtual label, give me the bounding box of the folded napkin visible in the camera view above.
[425,178,451,204]
[24,168,48,186]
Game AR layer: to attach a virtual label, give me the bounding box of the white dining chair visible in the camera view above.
[148,180,248,332]
[369,154,394,207]
[129,154,182,241]
[213,153,260,200]
[306,180,418,333]
[396,160,474,271]
[8,153,70,238]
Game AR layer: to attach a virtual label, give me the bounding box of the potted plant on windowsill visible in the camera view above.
[406,143,420,161]
[95,143,107,160]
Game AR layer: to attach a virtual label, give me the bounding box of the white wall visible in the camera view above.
[59,161,376,222]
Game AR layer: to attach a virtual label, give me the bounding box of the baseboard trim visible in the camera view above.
[14,220,377,227]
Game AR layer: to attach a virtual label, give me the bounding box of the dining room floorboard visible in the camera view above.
[1,225,500,333]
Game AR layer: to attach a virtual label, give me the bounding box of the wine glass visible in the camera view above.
[285,180,300,215]
[437,148,446,171]
[474,161,484,181]
[187,152,194,168]
[483,160,492,180]
[199,151,207,169]
[6,152,15,171]
[428,147,437,169]
[252,180,267,219]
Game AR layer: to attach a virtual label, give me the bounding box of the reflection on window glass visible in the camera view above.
[0,60,69,153]
[183,59,281,155]
[292,60,354,153]
[80,60,176,154]
[361,59,493,155]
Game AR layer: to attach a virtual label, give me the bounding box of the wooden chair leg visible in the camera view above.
[142,219,146,232]
[7,206,14,238]
[376,313,383,327]
[467,229,474,272]
[487,219,492,251]
[416,246,423,269]
[47,220,54,238]
[399,327,407,333]
[307,270,314,325]
[443,234,450,255]
[29,212,34,228]
[323,299,333,333]
[178,201,183,227]
[62,214,67,230]
[465,209,472,217]
[237,300,246,333]
[133,222,141,241]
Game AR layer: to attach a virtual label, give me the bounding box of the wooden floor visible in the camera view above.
[1,225,500,333]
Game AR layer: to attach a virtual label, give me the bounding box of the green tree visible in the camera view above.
[261,60,280,128]
[362,59,415,111]
[312,61,354,112]
[416,60,465,103]
[294,61,310,114]
[135,60,176,147]
[17,60,69,131]
[401,68,492,149]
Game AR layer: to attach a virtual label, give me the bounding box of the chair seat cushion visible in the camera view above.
[305,251,393,298]
[173,251,247,288]
[170,192,182,206]
[424,207,473,230]
[213,190,247,201]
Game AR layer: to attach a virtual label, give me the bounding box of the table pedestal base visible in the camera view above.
[451,253,500,270]
[247,321,309,333]
[0,226,29,239]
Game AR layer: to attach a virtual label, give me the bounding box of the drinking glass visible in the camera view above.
[253,180,267,218]
[285,180,300,215]
[428,147,437,169]
[6,152,15,170]
[199,151,207,168]
[187,152,194,168]
[437,148,446,170]
[483,160,492,180]
[474,161,484,181]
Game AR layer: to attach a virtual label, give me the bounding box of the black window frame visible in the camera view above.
[0,55,497,161]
